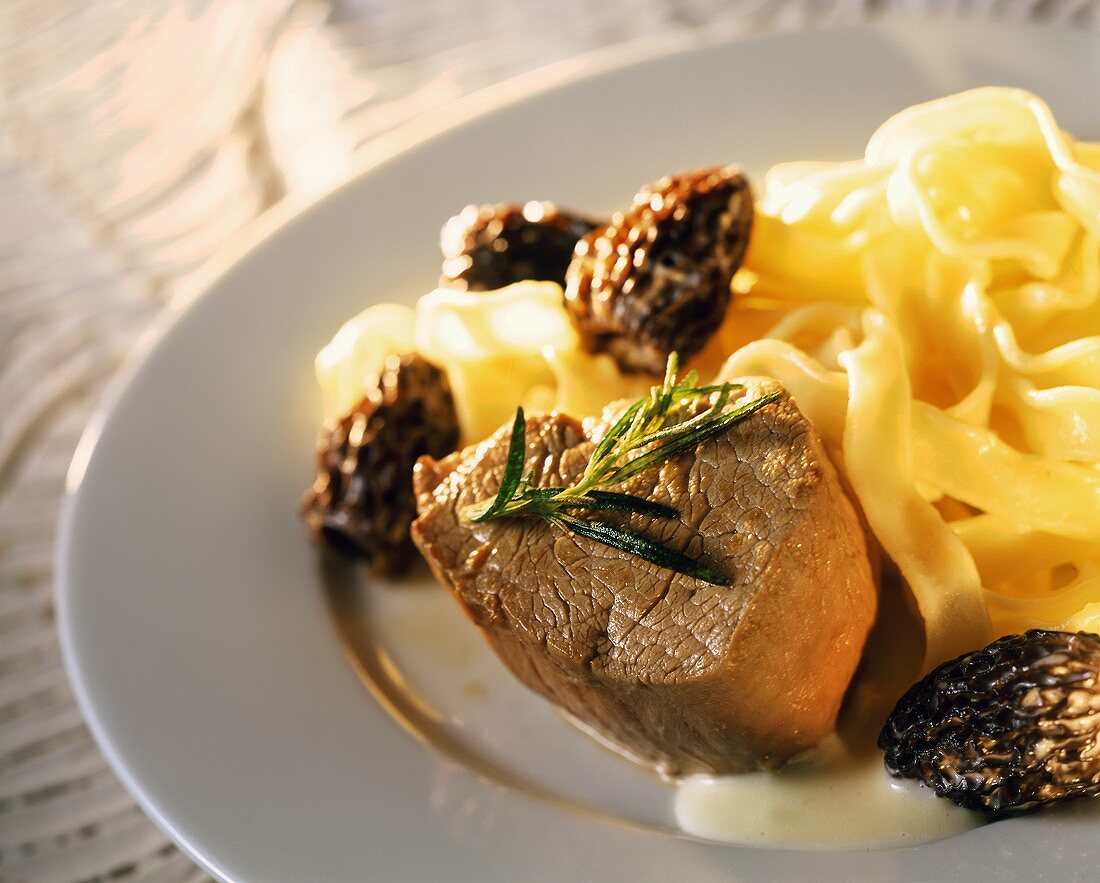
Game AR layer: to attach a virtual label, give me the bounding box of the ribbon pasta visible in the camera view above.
[724,88,1100,666]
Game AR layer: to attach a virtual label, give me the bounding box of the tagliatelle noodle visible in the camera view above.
[839,311,992,664]
[726,88,1100,665]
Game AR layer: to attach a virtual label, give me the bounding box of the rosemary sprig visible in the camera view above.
[459,354,781,586]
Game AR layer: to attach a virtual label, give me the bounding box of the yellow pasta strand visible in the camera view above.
[912,404,1100,537]
[840,311,991,666]
[952,514,1100,588]
[744,87,1100,661]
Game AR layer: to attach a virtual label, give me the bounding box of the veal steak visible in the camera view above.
[411,378,876,776]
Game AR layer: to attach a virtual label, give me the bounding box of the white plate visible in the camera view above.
[58,21,1100,882]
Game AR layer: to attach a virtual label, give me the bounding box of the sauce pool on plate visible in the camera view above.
[675,744,980,849]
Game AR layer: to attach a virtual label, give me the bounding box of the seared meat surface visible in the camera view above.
[412,379,876,776]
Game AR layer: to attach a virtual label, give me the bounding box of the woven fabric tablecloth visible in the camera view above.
[1,2,1096,880]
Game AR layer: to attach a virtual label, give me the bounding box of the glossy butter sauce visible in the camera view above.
[675,742,980,848]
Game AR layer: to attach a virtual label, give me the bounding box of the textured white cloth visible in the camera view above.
[1,1,1096,880]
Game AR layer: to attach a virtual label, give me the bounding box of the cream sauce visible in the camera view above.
[675,743,980,849]
[675,578,983,848]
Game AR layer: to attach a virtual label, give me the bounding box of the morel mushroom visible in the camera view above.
[880,629,1100,815]
[301,353,460,574]
[440,201,599,291]
[564,165,753,375]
